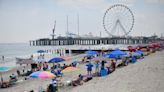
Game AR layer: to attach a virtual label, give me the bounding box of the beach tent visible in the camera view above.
[48,57,65,63]
[84,50,99,55]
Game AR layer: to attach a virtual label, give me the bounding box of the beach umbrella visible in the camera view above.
[108,48,126,55]
[62,67,80,73]
[30,71,56,78]
[48,57,65,63]
[35,59,46,63]
[105,54,119,59]
[131,52,141,57]
[84,50,99,55]
[0,67,10,82]
[135,50,143,55]
[37,50,45,53]
[91,57,110,61]
[107,49,126,59]
[121,54,130,58]
[0,67,10,72]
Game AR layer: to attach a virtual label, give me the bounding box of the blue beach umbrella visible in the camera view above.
[48,57,65,63]
[0,67,10,72]
[108,49,126,55]
[121,54,130,58]
[104,54,119,59]
[37,50,45,53]
[135,50,143,55]
[131,52,141,57]
[35,59,46,63]
[0,67,10,82]
[107,49,126,59]
[85,50,99,55]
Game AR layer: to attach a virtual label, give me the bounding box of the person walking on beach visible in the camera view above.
[2,56,4,61]
[86,62,93,77]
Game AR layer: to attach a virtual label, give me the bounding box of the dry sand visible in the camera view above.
[60,51,164,92]
[0,51,164,92]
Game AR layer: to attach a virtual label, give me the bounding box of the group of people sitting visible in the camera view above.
[0,74,18,88]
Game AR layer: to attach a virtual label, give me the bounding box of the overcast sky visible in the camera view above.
[0,0,164,43]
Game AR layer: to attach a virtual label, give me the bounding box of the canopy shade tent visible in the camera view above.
[48,57,65,63]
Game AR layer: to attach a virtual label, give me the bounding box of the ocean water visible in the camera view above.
[0,43,61,67]
[0,43,133,67]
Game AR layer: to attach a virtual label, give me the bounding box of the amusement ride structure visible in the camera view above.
[103,4,134,37]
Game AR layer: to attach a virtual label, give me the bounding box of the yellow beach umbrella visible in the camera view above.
[62,67,80,73]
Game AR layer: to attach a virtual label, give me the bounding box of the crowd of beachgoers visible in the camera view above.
[0,42,164,92]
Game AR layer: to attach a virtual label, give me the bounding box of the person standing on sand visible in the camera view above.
[95,60,100,76]
[86,62,93,77]
[2,56,4,61]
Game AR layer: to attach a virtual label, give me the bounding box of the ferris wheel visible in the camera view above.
[103,4,134,37]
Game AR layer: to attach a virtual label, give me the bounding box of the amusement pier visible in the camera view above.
[29,4,164,51]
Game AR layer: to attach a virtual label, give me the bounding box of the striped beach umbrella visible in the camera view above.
[30,71,56,78]
[62,67,80,73]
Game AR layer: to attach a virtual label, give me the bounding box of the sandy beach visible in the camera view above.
[62,51,164,92]
[0,50,164,92]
